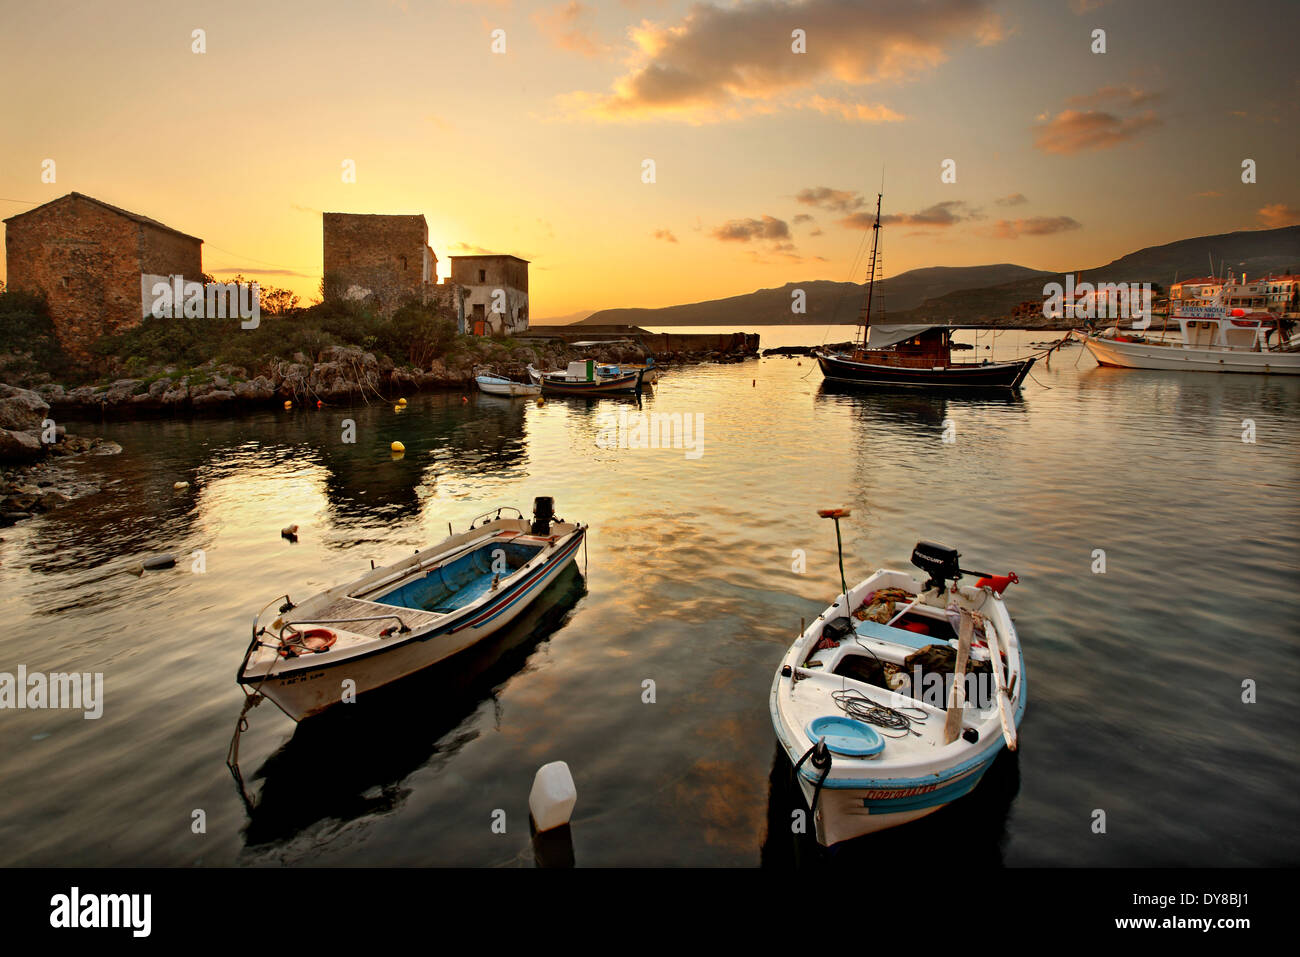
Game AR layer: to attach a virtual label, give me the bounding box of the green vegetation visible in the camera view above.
[91,286,462,378]
[0,284,69,379]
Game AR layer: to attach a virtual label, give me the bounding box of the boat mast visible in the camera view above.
[858,192,883,350]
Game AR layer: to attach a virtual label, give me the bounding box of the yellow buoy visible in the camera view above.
[284,400,293,409]
[397,398,407,407]
[394,405,403,413]
[536,397,546,406]
[391,441,405,453]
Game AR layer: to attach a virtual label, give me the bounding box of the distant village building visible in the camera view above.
[449,255,529,336]
[322,212,443,315]
[1171,273,1299,316]
[3,192,203,357]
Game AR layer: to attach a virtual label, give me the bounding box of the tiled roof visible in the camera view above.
[3,191,202,243]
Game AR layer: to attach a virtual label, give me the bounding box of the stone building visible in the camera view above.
[449,255,529,336]
[322,212,439,314]
[3,192,203,357]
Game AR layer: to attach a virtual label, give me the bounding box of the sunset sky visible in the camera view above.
[1,0,1296,320]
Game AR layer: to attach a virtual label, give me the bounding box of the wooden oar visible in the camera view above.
[943,607,973,744]
[984,621,1018,751]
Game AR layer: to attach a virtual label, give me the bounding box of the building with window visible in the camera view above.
[448,255,529,336]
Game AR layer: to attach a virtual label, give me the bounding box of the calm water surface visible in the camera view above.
[1,329,1296,866]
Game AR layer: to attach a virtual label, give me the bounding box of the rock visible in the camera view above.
[90,440,123,456]
[0,384,51,431]
[0,428,44,463]
[233,376,275,401]
[191,389,236,408]
[212,374,229,389]
[37,490,69,510]
[148,378,172,398]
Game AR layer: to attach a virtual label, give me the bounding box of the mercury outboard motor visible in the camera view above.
[532,496,555,536]
[911,540,990,592]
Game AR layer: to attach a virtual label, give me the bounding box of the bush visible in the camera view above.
[0,289,68,378]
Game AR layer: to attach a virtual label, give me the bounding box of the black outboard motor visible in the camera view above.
[531,496,555,536]
[911,540,962,592]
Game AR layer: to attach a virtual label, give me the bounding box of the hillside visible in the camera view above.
[890,225,1300,328]
[579,264,1052,327]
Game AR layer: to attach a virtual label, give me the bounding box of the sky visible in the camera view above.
[1,0,1296,320]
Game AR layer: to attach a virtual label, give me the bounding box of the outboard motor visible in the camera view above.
[531,496,555,536]
[911,540,963,592]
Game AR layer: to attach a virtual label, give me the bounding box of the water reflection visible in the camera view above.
[233,565,586,856]
[760,743,1021,868]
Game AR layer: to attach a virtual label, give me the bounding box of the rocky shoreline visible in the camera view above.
[22,339,756,419]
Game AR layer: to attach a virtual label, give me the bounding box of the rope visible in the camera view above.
[830,687,927,737]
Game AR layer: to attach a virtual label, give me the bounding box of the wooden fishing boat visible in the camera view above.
[816,194,1036,391]
[770,512,1025,846]
[238,498,585,721]
[475,373,542,397]
[527,360,644,395]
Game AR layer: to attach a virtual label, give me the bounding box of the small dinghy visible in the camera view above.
[238,497,585,721]
[771,511,1025,846]
[476,373,542,397]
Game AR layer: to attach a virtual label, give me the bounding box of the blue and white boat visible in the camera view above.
[239,498,585,721]
[770,532,1025,845]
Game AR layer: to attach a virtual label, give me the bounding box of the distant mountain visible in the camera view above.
[890,225,1300,327]
[578,264,1053,327]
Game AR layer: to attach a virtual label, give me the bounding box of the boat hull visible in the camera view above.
[1082,335,1300,374]
[242,528,584,721]
[817,351,1036,390]
[476,376,541,396]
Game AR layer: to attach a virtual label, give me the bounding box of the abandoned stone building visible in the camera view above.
[449,255,530,336]
[3,192,203,358]
[322,212,442,315]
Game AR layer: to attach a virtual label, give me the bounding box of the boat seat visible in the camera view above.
[853,618,952,652]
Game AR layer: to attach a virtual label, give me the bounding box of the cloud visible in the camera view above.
[208,266,314,277]
[1258,204,1300,228]
[561,0,1002,123]
[799,95,904,123]
[857,200,977,229]
[711,215,790,242]
[987,216,1082,239]
[1034,105,1160,155]
[652,228,678,242]
[449,242,496,254]
[796,186,866,213]
[534,2,606,57]
[792,213,816,224]
[1065,85,1159,109]
[994,192,1028,207]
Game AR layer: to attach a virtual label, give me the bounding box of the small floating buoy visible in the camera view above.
[316,400,323,409]
[281,524,299,542]
[283,400,293,410]
[391,441,405,453]
[536,397,546,406]
[797,361,801,366]
[393,405,403,413]
[752,379,755,387]
[460,395,469,404]
[397,398,407,407]
[529,761,577,832]
[142,553,177,570]
[173,481,189,490]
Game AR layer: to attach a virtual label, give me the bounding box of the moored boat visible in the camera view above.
[815,193,1037,391]
[527,360,645,395]
[237,498,585,721]
[475,373,542,396]
[1081,302,1300,374]
[770,512,1025,846]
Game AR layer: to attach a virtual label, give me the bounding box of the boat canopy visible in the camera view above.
[867,324,940,349]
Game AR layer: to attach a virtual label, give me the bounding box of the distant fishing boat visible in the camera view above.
[770,509,1025,846]
[527,360,644,395]
[816,194,1037,390]
[475,373,542,397]
[238,498,585,721]
[1081,297,1300,374]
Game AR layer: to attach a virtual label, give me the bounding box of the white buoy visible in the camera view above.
[529,761,576,832]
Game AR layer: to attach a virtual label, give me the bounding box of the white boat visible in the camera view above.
[770,529,1025,846]
[1081,301,1300,374]
[237,498,585,721]
[475,373,542,397]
